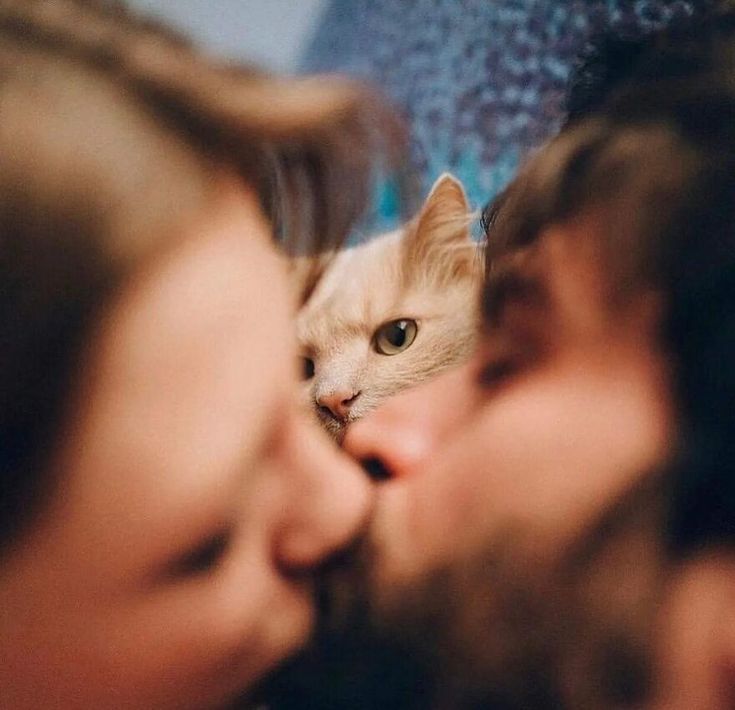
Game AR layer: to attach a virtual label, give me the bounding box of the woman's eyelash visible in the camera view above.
[168,529,232,578]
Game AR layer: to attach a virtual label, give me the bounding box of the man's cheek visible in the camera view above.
[410,422,513,554]
[448,393,582,527]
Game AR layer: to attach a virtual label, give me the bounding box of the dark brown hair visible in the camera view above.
[483,8,735,296]
[482,6,735,555]
[0,0,403,549]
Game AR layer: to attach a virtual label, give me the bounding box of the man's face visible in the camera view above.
[336,219,675,706]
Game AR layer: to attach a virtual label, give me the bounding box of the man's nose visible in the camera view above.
[343,364,471,480]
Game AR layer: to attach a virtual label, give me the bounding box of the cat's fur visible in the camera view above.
[297,173,483,441]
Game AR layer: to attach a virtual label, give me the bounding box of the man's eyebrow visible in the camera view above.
[481,267,548,329]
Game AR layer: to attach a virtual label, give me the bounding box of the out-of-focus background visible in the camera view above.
[126,0,328,72]
[128,0,709,220]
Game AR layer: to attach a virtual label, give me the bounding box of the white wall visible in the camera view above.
[126,0,328,73]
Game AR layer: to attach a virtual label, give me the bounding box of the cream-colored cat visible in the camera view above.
[297,173,483,441]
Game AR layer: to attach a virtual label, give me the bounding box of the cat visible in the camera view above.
[296,173,483,442]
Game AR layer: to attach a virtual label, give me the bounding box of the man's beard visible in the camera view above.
[252,532,564,709]
[246,534,436,710]
[253,487,665,710]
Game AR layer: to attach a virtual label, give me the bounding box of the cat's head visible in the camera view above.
[297,173,482,441]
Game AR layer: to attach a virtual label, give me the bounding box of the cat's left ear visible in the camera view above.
[408,173,471,257]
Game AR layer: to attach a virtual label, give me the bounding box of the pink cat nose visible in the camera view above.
[317,389,361,421]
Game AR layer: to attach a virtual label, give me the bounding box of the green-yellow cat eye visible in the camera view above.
[374,319,418,355]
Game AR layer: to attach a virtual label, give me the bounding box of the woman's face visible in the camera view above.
[0,178,373,708]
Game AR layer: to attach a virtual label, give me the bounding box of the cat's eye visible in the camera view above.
[374,319,418,355]
[302,357,315,379]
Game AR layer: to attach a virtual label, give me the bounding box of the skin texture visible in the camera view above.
[0,177,373,709]
[652,552,735,710]
[297,174,481,441]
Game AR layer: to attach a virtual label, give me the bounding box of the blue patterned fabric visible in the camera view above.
[302,0,707,222]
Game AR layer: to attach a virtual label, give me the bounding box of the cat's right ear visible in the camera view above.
[406,173,472,261]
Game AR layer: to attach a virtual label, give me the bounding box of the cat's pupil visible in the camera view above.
[302,357,315,379]
[387,321,408,347]
[374,318,418,355]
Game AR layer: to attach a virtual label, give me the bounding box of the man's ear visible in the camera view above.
[657,550,735,708]
[717,555,735,706]
[405,173,472,262]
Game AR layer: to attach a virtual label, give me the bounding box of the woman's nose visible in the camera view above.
[343,364,471,480]
[274,415,375,573]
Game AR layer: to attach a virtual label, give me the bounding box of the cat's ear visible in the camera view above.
[407,173,471,259]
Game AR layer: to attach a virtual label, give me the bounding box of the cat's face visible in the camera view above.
[297,174,482,441]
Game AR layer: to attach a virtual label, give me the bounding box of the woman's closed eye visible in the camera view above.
[165,527,233,580]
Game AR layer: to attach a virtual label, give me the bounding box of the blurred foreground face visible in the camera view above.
[348,218,672,592]
[0,180,372,709]
[341,218,674,704]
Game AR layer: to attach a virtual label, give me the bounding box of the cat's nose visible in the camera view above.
[317,389,361,421]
